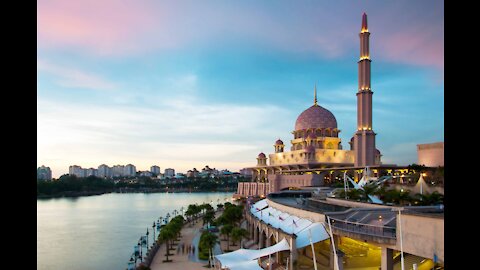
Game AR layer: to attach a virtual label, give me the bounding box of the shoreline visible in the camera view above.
[37,188,235,199]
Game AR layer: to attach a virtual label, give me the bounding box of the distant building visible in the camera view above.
[417,142,444,167]
[187,168,200,178]
[240,168,253,178]
[86,168,98,177]
[98,164,112,178]
[112,165,125,177]
[139,171,153,177]
[37,165,52,180]
[164,168,175,178]
[69,165,86,178]
[124,164,136,177]
[150,165,160,176]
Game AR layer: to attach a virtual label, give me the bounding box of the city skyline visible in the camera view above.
[38,0,444,178]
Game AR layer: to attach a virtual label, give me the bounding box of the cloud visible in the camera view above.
[37,59,117,91]
[37,92,289,177]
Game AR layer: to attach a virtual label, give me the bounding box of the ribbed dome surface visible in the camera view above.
[295,105,337,131]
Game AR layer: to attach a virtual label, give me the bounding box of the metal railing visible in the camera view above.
[329,217,396,239]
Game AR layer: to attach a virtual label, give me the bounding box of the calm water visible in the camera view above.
[37,192,234,270]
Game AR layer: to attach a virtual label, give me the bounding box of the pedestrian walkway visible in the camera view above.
[150,211,229,270]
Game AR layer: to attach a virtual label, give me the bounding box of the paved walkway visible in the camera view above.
[150,212,228,270]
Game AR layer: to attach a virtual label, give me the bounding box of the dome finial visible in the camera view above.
[314,83,318,106]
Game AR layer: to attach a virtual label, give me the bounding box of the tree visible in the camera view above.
[159,226,175,262]
[220,224,233,251]
[231,227,248,247]
[203,210,215,227]
[199,232,218,268]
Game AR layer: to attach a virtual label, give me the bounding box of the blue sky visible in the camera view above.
[37,0,444,177]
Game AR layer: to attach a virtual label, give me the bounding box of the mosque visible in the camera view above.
[236,13,395,198]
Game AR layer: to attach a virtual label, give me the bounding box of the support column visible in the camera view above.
[289,237,297,270]
[381,247,393,270]
[254,226,258,243]
[259,230,265,249]
[330,236,344,270]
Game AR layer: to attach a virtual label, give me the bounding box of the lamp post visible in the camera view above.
[146,228,149,248]
[152,222,156,245]
[392,207,405,270]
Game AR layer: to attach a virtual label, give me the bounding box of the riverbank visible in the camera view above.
[37,187,236,199]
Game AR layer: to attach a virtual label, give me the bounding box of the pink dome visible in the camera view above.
[375,149,381,154]
[258,152,266,158]
[275,139,284,145]
[295,105,337,131]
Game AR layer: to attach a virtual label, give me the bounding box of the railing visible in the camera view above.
[329,217,396,239]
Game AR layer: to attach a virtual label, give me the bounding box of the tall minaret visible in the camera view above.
[354,13,377,167]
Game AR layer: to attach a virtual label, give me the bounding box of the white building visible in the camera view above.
[69,165,86,178]
[37,165,52,181]
[86,168,98,177]
[112,165,125,177]
[150,165,161,176]
[139,171,153,177]
[98,164,112,178]
[164,168,175,178]
[125,164,136,177]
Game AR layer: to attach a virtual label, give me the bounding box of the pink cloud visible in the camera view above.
[37,0,164,55]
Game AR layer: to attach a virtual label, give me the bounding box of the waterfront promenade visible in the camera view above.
[150,210,241,270]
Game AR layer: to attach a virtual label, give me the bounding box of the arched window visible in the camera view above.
[326,142,334,149]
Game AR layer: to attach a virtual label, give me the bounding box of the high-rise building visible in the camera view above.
[97,164,112,178]
[150,165,161,176]
[124,164,136,177]
[69,165,86,178]
[37,165,52,181]
[112,165,125,177]
[86,168,98,177]
[164,168,175,178]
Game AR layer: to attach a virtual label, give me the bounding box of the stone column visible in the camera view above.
[381,247,393,270]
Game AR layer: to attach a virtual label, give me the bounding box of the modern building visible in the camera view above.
[98,164,113,178]
[37,165,52,181]
[139,171,153,177]
[417,142,444,167]
[150,165,161,176]
[69,165,86,178]
[236,12,387,198]
[164,168,175,178]
[86,168,98,177]
[124,164,136,177]
[112,165,125,178]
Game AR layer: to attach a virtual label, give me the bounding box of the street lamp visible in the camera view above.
[146,228,149,248]
[152,222,156,245]
[392,207,405,270]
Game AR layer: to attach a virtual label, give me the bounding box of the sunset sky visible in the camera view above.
[37,0,444,178]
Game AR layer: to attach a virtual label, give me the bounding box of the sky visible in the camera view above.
[37,0,444,178]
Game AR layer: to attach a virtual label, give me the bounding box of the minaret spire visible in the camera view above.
[361,12,368,32]
[314,83,318,106]
[354,12,377,167]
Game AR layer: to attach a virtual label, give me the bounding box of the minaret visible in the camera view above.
[314,83,318,106]
[354,13,377,167]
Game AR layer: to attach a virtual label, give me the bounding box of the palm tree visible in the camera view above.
[201,232,218,268]
[231,227,248,247]
[220,224,233,251]
[203,210,215,227]
[159,226,175,262]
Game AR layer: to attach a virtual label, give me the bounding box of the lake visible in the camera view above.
[37,192,234,270]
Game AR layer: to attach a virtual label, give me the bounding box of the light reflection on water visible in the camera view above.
[37,192,233,270]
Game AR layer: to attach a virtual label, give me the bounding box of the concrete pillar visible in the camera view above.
[266,235,271,247]
[381,247,393,270]
[289,237,297,270]
[254,225,259,243]
[329,249,344,270]
[259,231,265,249]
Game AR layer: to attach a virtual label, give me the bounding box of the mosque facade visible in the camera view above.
[236,13,386,198]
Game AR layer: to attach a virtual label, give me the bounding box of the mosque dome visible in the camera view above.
[275,139,284,145]
[258,152,266,158]
[295,104,337,131]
